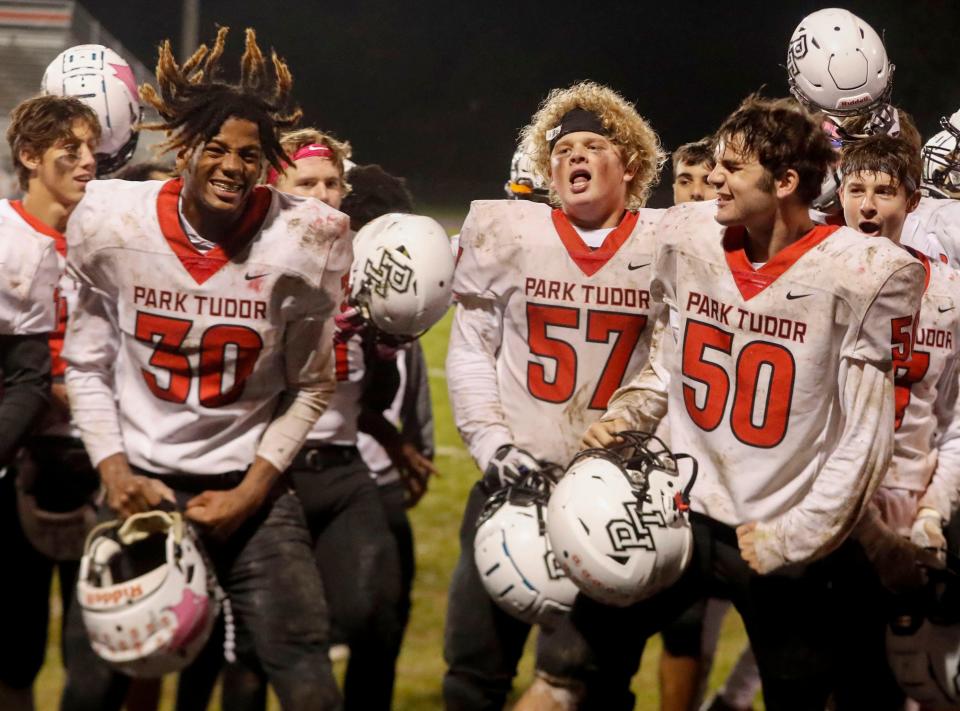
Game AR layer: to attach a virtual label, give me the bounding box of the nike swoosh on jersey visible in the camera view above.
[627,263,650,271]
[785,291,812,300]
[939,305,955,313]
[245,272,269,280]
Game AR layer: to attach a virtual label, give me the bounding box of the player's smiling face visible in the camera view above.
[550,131,634,229]
[708,137,777,227]
[27,118,97,208]
[275,156,345,209]
[840,170,919,244]
[184,116,262,218]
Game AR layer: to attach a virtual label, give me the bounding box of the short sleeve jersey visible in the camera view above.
[63,178,351,475]
[652,201,925,525]
[0,206,58,337]
[902,196,959,267]
[453,199,662,467]
[887,249,960,492]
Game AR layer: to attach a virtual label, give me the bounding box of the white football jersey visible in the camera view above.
[647,201,924,526]
[451,200,662,468]
[308,325,364,446]
[902,197,958,267]
[887,250,960,494]
[63,179,351,475]
[0,199,81,436]
[0,204,58,336]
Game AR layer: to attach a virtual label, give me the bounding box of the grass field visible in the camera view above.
[33,207,759,709]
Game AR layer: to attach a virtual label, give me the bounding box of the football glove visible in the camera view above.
[911,507,947,564]
[483,444,540,492]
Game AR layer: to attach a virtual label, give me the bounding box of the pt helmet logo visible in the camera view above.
[364,250,414,297]
[606,501,666,554]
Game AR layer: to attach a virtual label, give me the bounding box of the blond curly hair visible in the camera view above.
[520,81,665,208]
[275,127,352,194]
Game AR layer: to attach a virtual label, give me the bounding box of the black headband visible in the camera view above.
[546,108,608,149]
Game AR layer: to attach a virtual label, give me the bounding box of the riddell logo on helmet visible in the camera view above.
[837,94,871,110]
[85,584,144,607]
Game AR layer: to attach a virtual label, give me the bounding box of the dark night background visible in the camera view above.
[79,0,960,210]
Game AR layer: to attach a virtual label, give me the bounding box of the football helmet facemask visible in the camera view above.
[77,510,220,678]
[922,112,960,198]
[547,431,697,607]
[504,142,550,202]
[42,44,143,176]
[474,464,578,625]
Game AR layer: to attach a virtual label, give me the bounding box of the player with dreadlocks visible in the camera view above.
[59,27,351,711]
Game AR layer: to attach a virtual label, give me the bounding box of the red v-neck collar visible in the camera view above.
[723,223,840,301]
[551,209,639,277]
[156,178,272,285]
[903,245,932,293]
[9,199,66,256]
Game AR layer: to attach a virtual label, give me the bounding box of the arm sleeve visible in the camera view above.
[63,270,124,468]
[920,359,960,519]
[400,340,435,458]
[602,307,670,431]
[0,334,51,465]
[751,359,895,571]
[446,296,510,470]
[256,314,336,472]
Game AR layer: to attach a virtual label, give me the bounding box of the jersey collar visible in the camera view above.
[156,178,272,285]
[551,208,639,277]
[723,223,839,301]
[9,199,67,256]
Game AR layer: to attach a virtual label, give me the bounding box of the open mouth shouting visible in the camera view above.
[858,219,882,235]
[569,168,591,194]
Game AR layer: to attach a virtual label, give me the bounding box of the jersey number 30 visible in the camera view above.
[135,311,264,408]
[526,303,647,411]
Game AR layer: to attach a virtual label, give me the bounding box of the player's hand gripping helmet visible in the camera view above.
[504,141,550,202]
[887,558,960,706]
[42,44,142,176]
[922,111,960,199]
[547,431,697,607]
[346,213,454,341]
[787,9,894,121]
[474,464,579,625]
[77,510,220,678]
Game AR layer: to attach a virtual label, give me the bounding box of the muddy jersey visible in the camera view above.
[0,205,58,336]
[646,201,923,526]
[0,199,81,436]
[887,250,960,492]
[62,178,351,475]
[902,197,957,267]
[451,199,661,468]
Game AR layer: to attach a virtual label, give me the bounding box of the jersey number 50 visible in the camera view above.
[682,319,795,448]
[526,303,647,411]
[135,311,264,408]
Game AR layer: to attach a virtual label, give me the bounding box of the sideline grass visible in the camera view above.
[33,206,759,710]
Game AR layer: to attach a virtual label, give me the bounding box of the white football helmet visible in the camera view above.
[922,111,960,198]
[42,44,142,175]
[547,432,697,607]
[504,142,549,202]
[475,465,578,625]
[77,510,218,678]
[348,213,454,340]
[787,9,894,119]
[887,565,960,706]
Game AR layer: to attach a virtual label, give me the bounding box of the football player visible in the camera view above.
[672,138,716,204]
[832,133,959,709]
[582,95,924,709]
[59,27,351,711]
[0,94,99,711]
[445,80,665,710]
[215,129,406,711]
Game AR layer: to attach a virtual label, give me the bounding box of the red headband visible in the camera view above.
[266,143,336,185]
